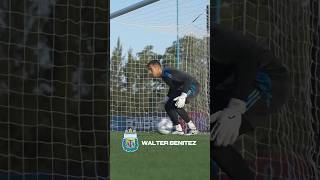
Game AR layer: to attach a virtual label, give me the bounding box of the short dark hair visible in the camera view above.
[147,60,161,67]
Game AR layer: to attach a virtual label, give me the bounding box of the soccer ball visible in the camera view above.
[157,118,173,135]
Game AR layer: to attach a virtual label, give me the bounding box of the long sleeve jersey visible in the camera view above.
[210,24,288,108]
[161,67,200,97]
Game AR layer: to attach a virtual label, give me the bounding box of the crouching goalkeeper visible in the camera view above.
[147,60,200,135]
[210,24,290,180]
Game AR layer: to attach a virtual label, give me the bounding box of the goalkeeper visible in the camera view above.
[210,24,290,180]
[147,60,200,135]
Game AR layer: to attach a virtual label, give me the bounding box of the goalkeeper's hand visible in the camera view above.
[211,98,246,146]
[173,93,188,108]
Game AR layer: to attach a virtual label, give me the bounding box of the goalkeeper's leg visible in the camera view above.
[166,89,199,135]
[176,90,200,135]
[183,86,201,135]
[211,144,255,180]
[210,96,261,180]
[165,101,184,134]
[175,107,198,135]
[210,89,256,180]
[211,78,289,179]
[164,100,198,134]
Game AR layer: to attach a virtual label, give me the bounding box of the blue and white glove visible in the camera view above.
[211,98,246,146]
[173,93,188,108]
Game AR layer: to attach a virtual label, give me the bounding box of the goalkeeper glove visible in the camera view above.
[210,110,222,141]
[211,98,246,146]
[173,92,188,108]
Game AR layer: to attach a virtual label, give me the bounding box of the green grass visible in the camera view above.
[110,131,210,180]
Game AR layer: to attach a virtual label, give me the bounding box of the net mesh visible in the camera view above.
[110,0,210,133]
[212,0,320,179]
[0,0,109,179]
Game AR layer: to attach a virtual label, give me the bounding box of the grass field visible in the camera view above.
[110,131,210,180]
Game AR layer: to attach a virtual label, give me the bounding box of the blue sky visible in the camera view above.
[110,0,209,57]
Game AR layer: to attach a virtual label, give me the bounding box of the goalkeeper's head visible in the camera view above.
[147,60,162,78]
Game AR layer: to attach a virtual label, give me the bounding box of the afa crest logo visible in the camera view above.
[122,128,139,152]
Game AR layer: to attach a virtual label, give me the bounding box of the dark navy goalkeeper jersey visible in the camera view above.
[161,67,200,97]
[210,24,289,113]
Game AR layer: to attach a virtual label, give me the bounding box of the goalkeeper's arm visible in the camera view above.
[170,69,198,96]
[211,24,271,101]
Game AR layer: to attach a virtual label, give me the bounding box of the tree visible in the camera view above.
[111,37,125,114]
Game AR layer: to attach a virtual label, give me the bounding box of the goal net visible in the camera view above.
[0,0,109,179]
[212,0,320,179]
[110,0,210,133]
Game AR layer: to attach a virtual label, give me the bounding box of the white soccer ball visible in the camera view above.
[157,118,173,135]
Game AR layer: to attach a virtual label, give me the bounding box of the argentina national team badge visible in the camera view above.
[122,128,139,152]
